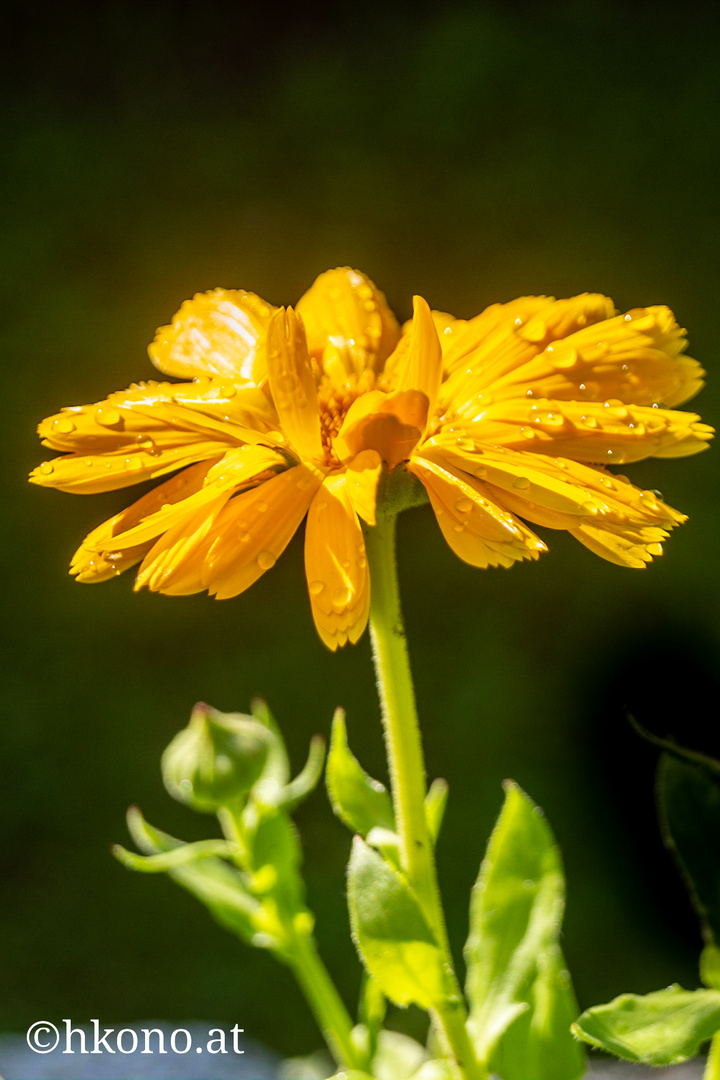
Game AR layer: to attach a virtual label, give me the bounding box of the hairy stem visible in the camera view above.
[365,510,485,1080]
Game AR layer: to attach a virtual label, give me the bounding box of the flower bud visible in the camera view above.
[162,703,273,812]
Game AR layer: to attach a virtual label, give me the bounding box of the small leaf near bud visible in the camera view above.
[162,702,274,812]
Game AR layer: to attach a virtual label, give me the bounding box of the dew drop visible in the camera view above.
[333,586,352,607]
[526,389,534,398]
[522,879,535,890]
[148,448,162,458]
[84,457,93,466]
[342,559,351,569]
[257,550,276,570]
[53,417,76,434]
[309,580,325,596]
[519,426,535,440]
[136,434,155,449]
[256,500,268,513]
[278,372,299,394]
[452,523,464,533]
[455,497,473,514]
[474,464,488,477]
[548,347,578,370]
[237,529,250,543]
[456,437,475,452]
[648,542,663,556]
[513,476,531,489]
[357,556,367,569]
[38,461,54,475]
[96,407,123,428]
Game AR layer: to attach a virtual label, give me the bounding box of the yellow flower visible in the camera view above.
[30,268,712,649]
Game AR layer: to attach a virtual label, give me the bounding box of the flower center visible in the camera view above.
[317,372,375,466]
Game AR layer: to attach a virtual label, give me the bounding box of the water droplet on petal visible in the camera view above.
[38,461,54,474]
[136,434,155,448]
[648,542,663,556]
[455,497,473,514]
[333,586,352,608]
[256,500,268,513]
[53,417,76,434]
[148,448,162,458]
[96,407,123,428]
[452,522,464,533]
[548,347,578,370]
[456,437,475,452]
[357,556,367,569]
[309,580,325,595]
[519,426,535,440]
[278,372,300,395]
[257,550,276,570]
[474,464,487,477]
[581,414,598,428]
[513,476,531,489]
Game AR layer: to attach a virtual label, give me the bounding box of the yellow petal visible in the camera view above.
[487,305,705,411]
[30,381,280,494]
[200,462,323,600]
[148,289,275,383]
[568,520,670,569]
[344,450,383,526]
[409,455,546,568]
[386,295,442,426]
[265,307,323,462]
[69,460,218,582]
[101,445,285,552]
[334,389,428,468]
[296,267,400,383]
[304,475,370,650]
[439,294,617,415]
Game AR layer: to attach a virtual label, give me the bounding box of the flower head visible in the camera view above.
[31,268,712,648]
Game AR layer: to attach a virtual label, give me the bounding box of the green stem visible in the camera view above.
[365,510,486,1080]
[219,807,361,1073]
[287,927,363,1072]
[705,1031,720,1080]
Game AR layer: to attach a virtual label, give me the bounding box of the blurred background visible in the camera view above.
[2,0,720,1059]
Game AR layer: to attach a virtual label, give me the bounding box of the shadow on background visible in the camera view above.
[2,0,720,1057]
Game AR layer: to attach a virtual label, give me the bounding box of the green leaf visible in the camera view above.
[464,781,583,1079]
[572,984,720,1065]
[347,836,445,1009]
[658,749,720,944]
[327,710,394,837]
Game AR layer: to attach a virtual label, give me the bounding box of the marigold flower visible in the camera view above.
[30,268,712,649]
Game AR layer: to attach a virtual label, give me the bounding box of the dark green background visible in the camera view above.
[2,0,720,1057]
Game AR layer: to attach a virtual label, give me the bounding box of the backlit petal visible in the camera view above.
[409,455,546,568]
[31,380,280,494]
[344,450,383,526]
[266,308,323,462]
[200,462,323,600]
[432,399,713,467]
[485,306,705,410]
[387,295,442,427]
[296,267,400,383]
[149,289,275,383]
[69,460,218,582]
[304,475,370,650]
[334,389,428,468]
